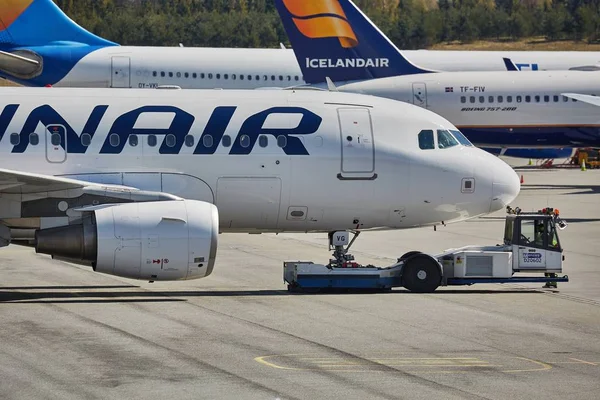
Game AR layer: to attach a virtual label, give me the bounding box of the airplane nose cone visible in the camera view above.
[490,158,520,212]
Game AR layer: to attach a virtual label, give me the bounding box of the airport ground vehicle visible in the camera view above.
[284,207,569,292]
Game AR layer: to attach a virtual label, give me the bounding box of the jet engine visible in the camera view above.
[35,200,218,281]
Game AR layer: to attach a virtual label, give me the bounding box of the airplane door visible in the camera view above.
[45,124,67,163]
[338,108,375,177]
[412,83,427,108]
[111,56,131,88]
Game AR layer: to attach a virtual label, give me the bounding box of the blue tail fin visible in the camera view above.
[275,0,432,84]
[0,0,116,47]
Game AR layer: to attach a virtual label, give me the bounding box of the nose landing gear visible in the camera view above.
[327,230,364,268]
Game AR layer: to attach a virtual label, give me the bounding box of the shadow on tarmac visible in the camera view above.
[0,286,543,303]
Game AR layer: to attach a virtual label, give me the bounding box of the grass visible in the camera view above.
[430,37,600,51]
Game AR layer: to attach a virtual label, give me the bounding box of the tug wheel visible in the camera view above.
[402,255,441,293]
[399,251,422,262]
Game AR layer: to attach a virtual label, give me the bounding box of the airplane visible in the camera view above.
[1,0,599,89]
[0,87,519,288]
[275,0,600,148]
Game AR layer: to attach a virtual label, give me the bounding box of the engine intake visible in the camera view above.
[35,200,218,281]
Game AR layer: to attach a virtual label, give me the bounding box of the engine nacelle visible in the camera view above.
[35,200,218,281]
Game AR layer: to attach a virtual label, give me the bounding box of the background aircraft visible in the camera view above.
[0,87,519,282]
[276,0,600,149]
[0,0,599,88]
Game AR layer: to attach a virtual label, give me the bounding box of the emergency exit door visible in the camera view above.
[111,56,131,88]
[338,108,375,175]
[45,124,67,163]
[412,82,427,108]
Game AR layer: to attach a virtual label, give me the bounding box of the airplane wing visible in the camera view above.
[0,168,181,218]
[561,93,600,107]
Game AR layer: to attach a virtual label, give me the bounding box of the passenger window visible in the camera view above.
[277,135,287,148]
[534,95,540,103]
[153,71,157,77]
[259,135,268,148]
[208,73,213,79]
[525,95,531,102]
[263,75,268,81]
[240,75,244,80]
[469,96,475,103]
[271,75,276,81]
[295,76,299,81]
[479,96,484,103]
[168,72,173,78]
[147,135,157,147]
[185,135,195,147]
[287,76,291,81]
[418,129,435,150]
[29,132,39,146]
[224,74,228,80]
[193,73,197,79]
[128,135,138,147]
[160,71,165,77]
[544,95,549,102]
[437,129,458,149]
[176,72,181,78]
[572,98,577,102]
[279,75,284,81]
[51,133,61,146]
[109,133,119,147]
[222,135,232,147]
[184,72,189,78]
[166,134,176,147]
[450,130,473,146]
[256,75,260,81]
[563,96,568,102]
[81,133,91,147]
[240,134,250,148]
[460,96,466,104]
[248,75,252,80]
[200,73,205,79]
[203,134,213,148]
[488,96,494,103]
[507,96,513,103]
[553,95,559,102]
[216,74,220,79]
[10,133,19,146]
[498,96,503,103]
[517,96,522,103]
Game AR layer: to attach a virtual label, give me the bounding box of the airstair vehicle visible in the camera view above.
[284,207,569,292]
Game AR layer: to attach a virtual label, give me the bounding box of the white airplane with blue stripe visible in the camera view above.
[0,0,599,90]
[275,0,600,149]
[0,87,519,283]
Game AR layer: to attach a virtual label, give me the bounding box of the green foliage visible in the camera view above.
[53,0,600,48]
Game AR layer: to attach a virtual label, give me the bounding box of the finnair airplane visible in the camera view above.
[276,0,600,148]
[1,0,599,89]
[0,87,518,284]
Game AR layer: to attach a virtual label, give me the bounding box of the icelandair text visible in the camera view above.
[306,58,390,69]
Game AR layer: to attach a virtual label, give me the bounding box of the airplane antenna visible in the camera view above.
[179,43,184,48]
[280,43,286,50]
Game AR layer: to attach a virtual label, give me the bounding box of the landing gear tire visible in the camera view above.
[402,255,441,293]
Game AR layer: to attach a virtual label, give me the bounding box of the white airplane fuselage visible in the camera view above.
[0,88,518,232]
[337,71,600,148]
[12,46,600,89]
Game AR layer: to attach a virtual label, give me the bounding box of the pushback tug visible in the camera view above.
[284,207,569,292]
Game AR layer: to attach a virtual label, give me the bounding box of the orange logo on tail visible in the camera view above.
[282,0,358,48]
[0,0,34,28]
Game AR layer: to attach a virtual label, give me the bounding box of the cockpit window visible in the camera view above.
[450,130,473,146]
[437,130,459,149]
[418,130,435,150]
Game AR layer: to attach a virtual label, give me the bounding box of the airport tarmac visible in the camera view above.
[1,160,599,400]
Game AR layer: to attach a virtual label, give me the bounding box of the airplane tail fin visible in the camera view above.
[0,0,116,47]
[275,0,433,84]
